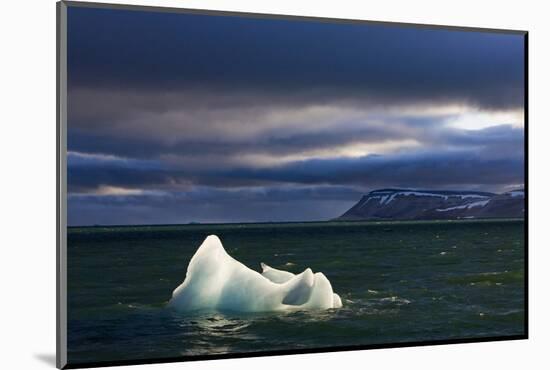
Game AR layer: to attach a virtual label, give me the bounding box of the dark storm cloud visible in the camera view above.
[68,125,524,193]
[66,87,438,166]
[68,185,363,225]
[436,125,524,157]
[68,6,525,110]
[68,165,173,194]
[72,185,363,204]
[67,152,171,193]
[67,116,423,160]
[222,151,524,188]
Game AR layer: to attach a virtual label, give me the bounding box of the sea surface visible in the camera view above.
[67,220,525,365]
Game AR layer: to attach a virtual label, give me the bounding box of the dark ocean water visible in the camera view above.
[67,220,525,365]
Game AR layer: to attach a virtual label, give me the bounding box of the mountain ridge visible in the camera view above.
[336,188,524,221]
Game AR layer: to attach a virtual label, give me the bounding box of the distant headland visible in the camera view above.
[336,189,524,221]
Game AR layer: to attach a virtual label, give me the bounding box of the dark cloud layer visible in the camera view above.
[68,7,525,110]
[68,125,523,192]
[68,186,362,225]
[223,151,524,188]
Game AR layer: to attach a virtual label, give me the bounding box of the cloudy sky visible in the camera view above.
[66,6,525,226]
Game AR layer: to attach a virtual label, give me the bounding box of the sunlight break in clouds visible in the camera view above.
[95,186,146,196]
[446,109,524,130]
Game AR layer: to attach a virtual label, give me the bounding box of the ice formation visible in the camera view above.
[168,235,342,312]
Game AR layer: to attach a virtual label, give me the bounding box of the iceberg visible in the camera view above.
[168,235,342,312]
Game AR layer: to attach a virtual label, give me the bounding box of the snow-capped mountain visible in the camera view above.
[337,189,524,221]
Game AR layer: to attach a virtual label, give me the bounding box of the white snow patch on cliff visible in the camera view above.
[359,190,491,208]
[456,194,490,200]
[436,199,490,212]
[383,191,449,204]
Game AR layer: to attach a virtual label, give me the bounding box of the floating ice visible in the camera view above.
[260,262,342,308]
[168,235,342,312]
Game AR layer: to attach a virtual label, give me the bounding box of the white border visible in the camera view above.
[3,0,549,369]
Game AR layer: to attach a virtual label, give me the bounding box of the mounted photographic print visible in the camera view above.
[56,1,528,368]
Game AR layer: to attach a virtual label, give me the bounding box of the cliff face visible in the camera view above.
[337,189,524,221]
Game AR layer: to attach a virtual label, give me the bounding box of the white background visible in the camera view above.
[1,0,549,369]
